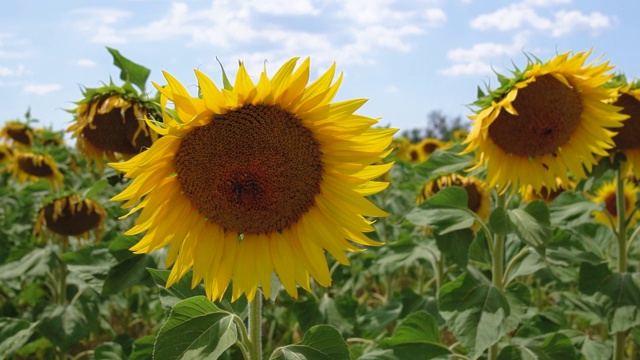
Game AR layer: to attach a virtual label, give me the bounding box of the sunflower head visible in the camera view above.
[110,58,396,302]
[34,127,65,147]
[0,144,14,169]
[603,75,640,174]
[12,151,64,190]
[391,136,412,161]
[417,137,445,162]
[452,129,469,142]
[67,84,161,174]
[523,177,576,204]
[418,173,491,230]
[1,120,33,148]
[34,193,107,247]
[463,50,628,194]
[589,179,639,228]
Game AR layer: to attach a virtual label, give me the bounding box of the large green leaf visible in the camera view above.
[435,229,473,268]
[357,300,403,337]
[0,246,57,282]
[374,311,451,359]
[497,332,576,360]
[548,191,600,227]
[154,296,241,360]
[270,325,350,360]
[102,253,156,295]
[62,244,116,294]
[438,272,511,358]
[406,187,476,234]
[414,146,473,182]
[107,47,151,92]
[578,262,640,333]
[506,200,551,256]
[130,335,155,360]
[92,342,127,360]
[0,318,38,357]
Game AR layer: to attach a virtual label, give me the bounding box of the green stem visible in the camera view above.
[248,290,263,360]
[488,192,506,360]
[613,169,628,360]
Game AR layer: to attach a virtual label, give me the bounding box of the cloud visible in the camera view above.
[23,83,62,95]
[71,1,445,68]
[77,59,97,67]
[0,64,26,77]
[470,2,612,37]
[70,8,131,44]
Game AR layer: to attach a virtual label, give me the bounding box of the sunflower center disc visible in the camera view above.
[174,104,323,234]
[44,199,102,236]
[18,156,54,177]
[612,93,640,150]
[488,74,583,157]
[8,127,31,146]
[463,183,482,213]
[81,96,153,155]
[422,142,439,154]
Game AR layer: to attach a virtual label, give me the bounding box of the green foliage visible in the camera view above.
[271,325,350,360]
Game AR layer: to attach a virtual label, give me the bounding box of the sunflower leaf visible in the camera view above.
[270,325,350,360]
[0,318,38,358]
[578,262,640,333]
[407,187,476,234]
[497,332,577,360]
[506,200,551,256]
[107,47,150,92]
[154,296,240,360]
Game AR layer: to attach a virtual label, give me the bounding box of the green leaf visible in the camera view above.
[271,325,350,360]
[548,191,600,227]
[379,311,450,359]
[130,335,155,360]
[107,47,150,92]
[507,200,551,255]
[489,207,511,235]
[82,180,110,200]
[420,186,468,208]
[0,318,38,357]
[62,244,116,294]
[92,342,126,360]
[154,296,240,360]
[434,229,473,268]
[414,147,473,182]
[578,263,640,333]
[438,272,511,358]
[357,300,403,336]
[38,292,100,352]
[407,187,478,234]
[497,332,576,360]
[102,253,156,295]
[581,337,611,360]
[148,268,207,310]
[0,246,57,281]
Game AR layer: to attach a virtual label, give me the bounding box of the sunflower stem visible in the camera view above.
[248,290,263,360]
[613,169,628,360]
[488,192,506,360]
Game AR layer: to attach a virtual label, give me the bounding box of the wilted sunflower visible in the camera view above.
[463,50,627,193]
[34,194,106,246]
[1,121,33,148]
[606,75,640,173]
[418,173,491,229]
[590,180,639,228]
[12,152,63,189]
[67,87,161,174]
[523,177,576,204]
[34,127,65,147]
[110,58,396,302]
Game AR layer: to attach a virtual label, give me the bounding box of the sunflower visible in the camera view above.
[0,144,13,169]
[33,194,106,247]
[110,58,396,302]
[67,88,161,174]
[452,129,469,142]
[1,120,33,148]
[12,152,64,189]
[416,137,445,163]
[418,173,492,229]
[606,76,640,173]
[392,136,412,161]
[34,127,65,147]
[463,50,627,193]
[590,180,639,228]
[523,177,576,204]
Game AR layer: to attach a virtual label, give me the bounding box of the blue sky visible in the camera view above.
[0,0,637,135]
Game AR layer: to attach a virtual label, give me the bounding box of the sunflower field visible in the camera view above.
[0,48,639,360]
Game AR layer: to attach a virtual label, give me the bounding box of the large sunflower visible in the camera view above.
[590,180,639,228]
[67,87,161,174]
[11,152,64,190]
[110,58,396,302]
[463,50,627,193]
[606,76,640,173]
[34,193,106,247]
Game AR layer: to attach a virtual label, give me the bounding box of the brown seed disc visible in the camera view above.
[81,96,153,155]
[7,127,32,146]
[537,186,564,202]
[17,155,54,177]
[612,93,640,150]
[410,150,419,161]
[463,183,482,213]
[422,142,440,154]
[488,74,583,157]
[174,104,323,234]
[44,198,102,236]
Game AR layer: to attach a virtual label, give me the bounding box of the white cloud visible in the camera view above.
[77,59,97,67]
[440,61,493,76]
[0,66,13,76]
[470,2,611,37]
[0,63,26,77]
[246,0,320,15]
[424,8,447,27]
[440,34,528,76]
[71,8,131,44]
[23,83,62,95]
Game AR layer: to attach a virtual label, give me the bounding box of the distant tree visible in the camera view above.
[399,110,469,143]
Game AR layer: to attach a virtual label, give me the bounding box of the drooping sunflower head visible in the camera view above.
[1,120,33,148]
[110,58,396,302]
[463,50,628,194]
[34,127,65,148]
[604,75,640,173]
[589,179,639,228]
[418,173,492,230]
[523,177,576,204]
[0,144,14,169]
[67,85,161,174]
[34,193,107,247]
[11,151,64,190]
